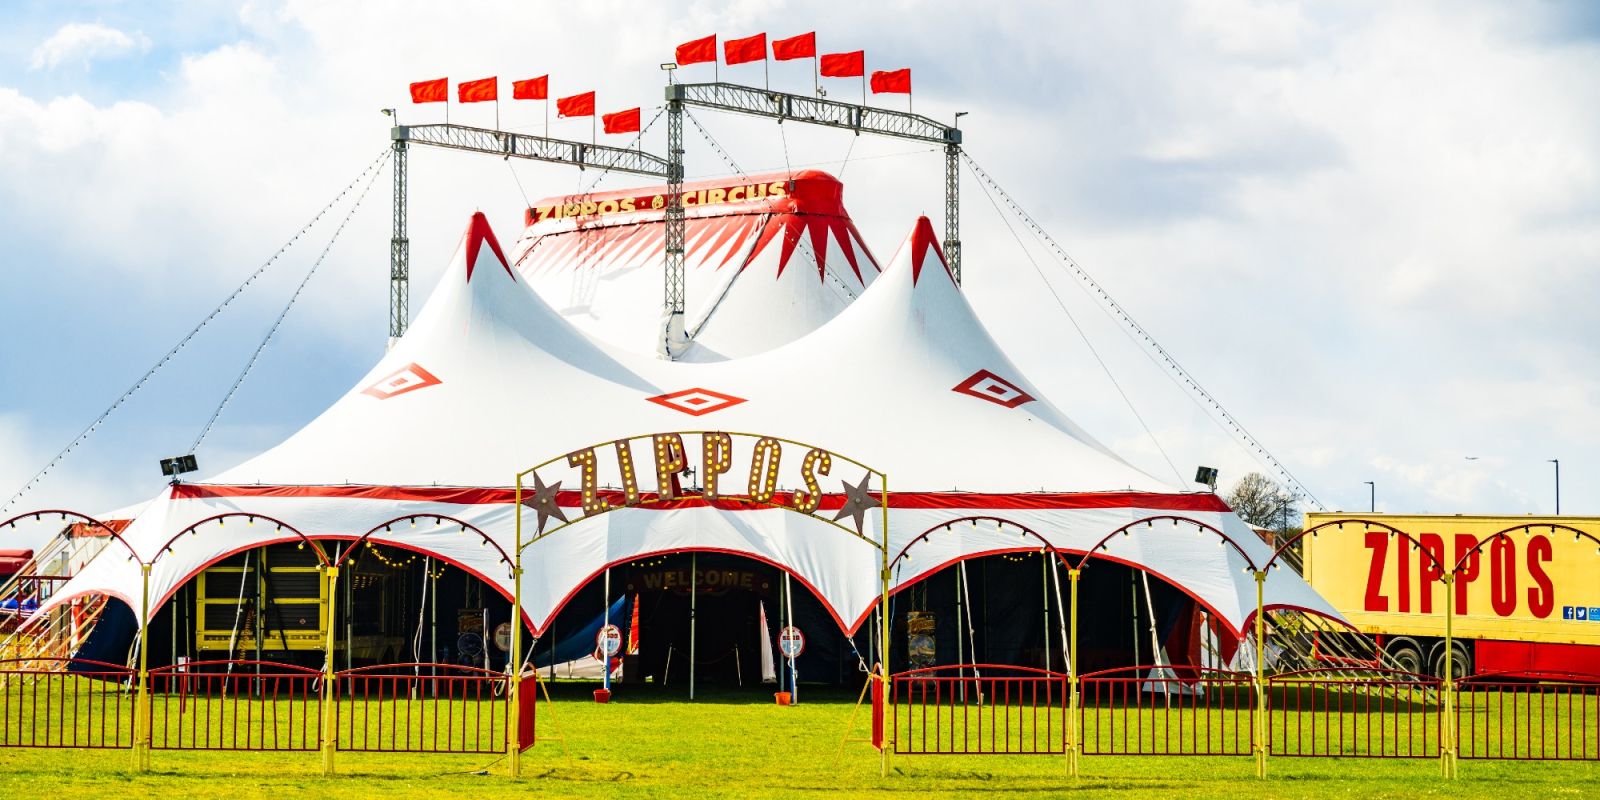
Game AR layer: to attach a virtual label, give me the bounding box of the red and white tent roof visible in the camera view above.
[511,170,878,361]
[42,193,1343,640]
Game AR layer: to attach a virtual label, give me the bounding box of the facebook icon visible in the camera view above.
[1566,606,1576,620]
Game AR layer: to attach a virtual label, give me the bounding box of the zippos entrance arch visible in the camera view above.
[509,431,891,777]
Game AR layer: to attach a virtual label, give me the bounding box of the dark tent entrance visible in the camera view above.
[82,539,516,673]
[536,551,871,695]
[886,551,1234,677]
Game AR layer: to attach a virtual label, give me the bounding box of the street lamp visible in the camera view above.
[1549,459,1560,515]
[1363,481,1375,514]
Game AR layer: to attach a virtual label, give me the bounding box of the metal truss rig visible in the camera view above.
[666,82,965,284]
[385,124,670,338]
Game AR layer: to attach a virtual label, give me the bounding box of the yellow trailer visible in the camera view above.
[1302,513,1600,678]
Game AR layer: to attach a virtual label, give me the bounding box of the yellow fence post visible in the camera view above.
[322,564,338,776]
[134,562,151,772]
[1067,567,1080,778]
[509,473,525,779]
[1441,573,1456,779]
[879,471,892,778]
[1253,569,1267,779]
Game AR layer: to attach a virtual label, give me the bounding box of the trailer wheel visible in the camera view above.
[1382,637,1425,676]
[1431,641,1472,680]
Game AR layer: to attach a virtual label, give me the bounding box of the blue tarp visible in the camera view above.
[533,595,628,668]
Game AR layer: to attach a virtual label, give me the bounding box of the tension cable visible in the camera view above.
[1,148,391,514]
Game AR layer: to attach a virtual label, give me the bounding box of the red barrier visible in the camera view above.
[871,674,884,751]
[1078,666,1254,756]
[334,662,509,754]
[1456,673,1600,761]
[517,675,537,752]
[890,665,1068,755]
[146,660,322,751]
[1267,668,1441,758]
[0,658,133,749]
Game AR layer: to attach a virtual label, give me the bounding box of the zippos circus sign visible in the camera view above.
[514,432,886,540]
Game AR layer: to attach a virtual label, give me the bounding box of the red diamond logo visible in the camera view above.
[646,388,747,416]
[361,363,442,400]
[953,369,1034,409]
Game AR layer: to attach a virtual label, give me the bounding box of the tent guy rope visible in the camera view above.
[1,148,392,515]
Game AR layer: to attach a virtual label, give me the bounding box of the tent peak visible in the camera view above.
[461,211,514,283]
[905,216,953,287]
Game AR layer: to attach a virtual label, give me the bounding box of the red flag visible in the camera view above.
[870,68,911,94]
[772,32,816,61]
[458,77,497,103]
[819,50,864,78]
[512,76,548,100]
[557,91,595,117]
[409,78,447,103]
[724,33,766,65]
[676,34,716,65]
[602,107,641,134]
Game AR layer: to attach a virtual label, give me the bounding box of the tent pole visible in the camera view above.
[430,559,438,696]
[785,572,796,703]
[690,552,697,701]
[1131,571,1140,669]
[955,562,964,699]
[1141,572,1169,705]
[1041,552,1050,674]
[959,560,980,702]
[1051,554,1069,673]
[603,567,611,694]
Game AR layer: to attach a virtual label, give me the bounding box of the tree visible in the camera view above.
[1225,472,1299,532]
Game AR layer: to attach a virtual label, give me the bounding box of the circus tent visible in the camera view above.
[35,185,1342,663]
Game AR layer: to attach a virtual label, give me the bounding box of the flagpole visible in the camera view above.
[764,56,769,90]
[495,97,500,130]
[813,55,819,97]
[544,100,549,138]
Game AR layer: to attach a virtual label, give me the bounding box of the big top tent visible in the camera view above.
[36,184,1342,654]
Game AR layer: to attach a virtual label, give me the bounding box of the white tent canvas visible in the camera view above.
[38,188,1343,648]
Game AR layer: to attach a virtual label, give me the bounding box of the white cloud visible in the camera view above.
[29,22,153,71]
[0,1,1596,520]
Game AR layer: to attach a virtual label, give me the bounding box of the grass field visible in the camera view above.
[1,681,1597,799]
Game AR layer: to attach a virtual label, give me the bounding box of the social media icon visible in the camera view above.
[1565,606,1576,620]
[1579,607,1591,621]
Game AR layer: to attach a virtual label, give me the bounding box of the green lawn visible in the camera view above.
[1,681,1596,799]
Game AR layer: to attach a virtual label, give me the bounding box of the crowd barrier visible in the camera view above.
[879,662,1600,775]
[0,657,533,765]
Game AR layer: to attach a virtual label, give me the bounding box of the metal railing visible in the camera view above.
[0,657,134,748]
[890,665,1068,755]
[334,663,512,754]
[147,659,322,751]
[1078,666,1256,756]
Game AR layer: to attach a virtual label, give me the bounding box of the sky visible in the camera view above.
[1,1,1597,550]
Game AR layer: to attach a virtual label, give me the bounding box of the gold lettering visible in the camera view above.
[580,201,598,216]
[793,448,833,514]
[747,437,782,503]
[768,181,789,198]
[566,448,607,514]
[615,440,640,506]
[598,199,619,215]
[707,188,727,205]
[702,432,733,500]
[620,197,636,212]
[727,185,745,202]
[653,434,686,500]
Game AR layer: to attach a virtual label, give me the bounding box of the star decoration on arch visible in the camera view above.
[832,473,876,533]
[522,473,568,535]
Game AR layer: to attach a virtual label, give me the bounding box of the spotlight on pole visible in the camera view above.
[1194,466,1218,492]
[158,455,199,483]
